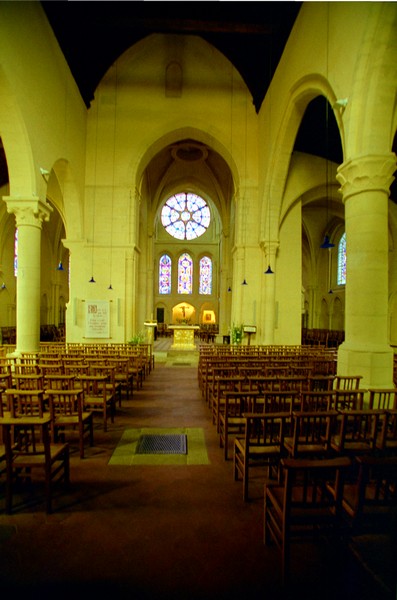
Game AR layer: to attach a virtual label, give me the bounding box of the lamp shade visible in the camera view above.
[320,235,335,249]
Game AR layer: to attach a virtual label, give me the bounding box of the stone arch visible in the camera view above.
[0,65,37,198]
[261,75,344,243]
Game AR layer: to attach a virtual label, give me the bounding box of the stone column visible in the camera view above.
[263,241,279,345]
[3,196,52,354]
[125,249,134,342]
[336,153,396,388]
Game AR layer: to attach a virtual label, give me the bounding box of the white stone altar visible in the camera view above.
[168,325,199,350]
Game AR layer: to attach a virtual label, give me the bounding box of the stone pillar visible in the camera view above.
[263,241,279,345]
[3,196,52,354]
[125,249,134,342]
[336,153,396,388]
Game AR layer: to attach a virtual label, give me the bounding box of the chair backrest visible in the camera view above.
[333,389,365,411]
[281,455,352,521]
[2,415,52,460]
[244,411,290,451]
[6,389,45,417]
[334,375,363,390]
[77,374,107,398]
[278,376,307,392]
[262,390,300,414]
[47,388,84,418]
[14,374,45,390]
[333,409,385,455]
[45,374,76,390]
[379,409,397,453]
[222,391,261,419]
[246,376,279,393]
[343,455,397,525]
[299,390,334,411]
[0,364,12,388]
[307,375,335,391]
[368,389,397,410]
[290,410,339,457]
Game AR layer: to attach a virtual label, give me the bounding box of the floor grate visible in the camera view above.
[135,434,188,455]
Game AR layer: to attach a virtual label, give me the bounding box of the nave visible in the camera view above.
[0,343,392,600]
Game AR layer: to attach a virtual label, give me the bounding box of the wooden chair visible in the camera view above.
[44,374,77,391]
[307,374,335,391]
[264,456,351,584]
[368,388,397,410]
[126,352,145,390]
[0,364,13,390]
[299,390,334,412]
[77,374,115,432]
[87,363,120,408]
[333,375,363,390]
[331,409,385,457]
[47,389,94,459]
[378,409,397,455]
[218,390,261,460]
[13,373,45,390]
[107,357,134,402]
[6,389,46,417]
[332,389,365,411]
[278,376,307,393]
[207,367,241,409]
[262,390,300,414]
[0,415,70,513]
[38,362,64,378]
[246,376,279,393]
[283,410,339,458]
[211,375,245,431]
[340,455,397,532]
[234,411,290,501]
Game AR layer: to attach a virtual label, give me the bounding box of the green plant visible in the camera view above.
[230,323,243,345]
[128,331,146,344]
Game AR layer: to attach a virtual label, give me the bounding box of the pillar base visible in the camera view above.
[337,341,394,389]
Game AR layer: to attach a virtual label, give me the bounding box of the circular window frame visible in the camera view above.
[160,192,211,240]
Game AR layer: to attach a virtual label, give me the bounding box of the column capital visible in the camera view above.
[260,240,279,257]
[336,153,396,201]
[3,195,53,227]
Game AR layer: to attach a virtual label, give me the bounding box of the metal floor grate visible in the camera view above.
[135,434,188,455]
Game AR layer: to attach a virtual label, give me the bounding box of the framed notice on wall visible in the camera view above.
[85,300,110,338]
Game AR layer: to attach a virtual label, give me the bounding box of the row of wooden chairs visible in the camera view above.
[198,348,397,586]
[232,403,397,500]
[263,453,397,584]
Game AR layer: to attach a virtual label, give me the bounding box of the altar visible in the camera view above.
[168,325,199,350]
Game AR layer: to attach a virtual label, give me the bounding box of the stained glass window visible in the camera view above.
[337,233,346,285]
[159,254,172,294]
[161,192,210,240]
[14,228,18,276]
[199,256,212,295]
[178,252,193,294]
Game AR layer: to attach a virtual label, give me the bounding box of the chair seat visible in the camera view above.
[235,438,281,457]
[13,443,68,467]
[54,412,92,425]
[284,435,329,456]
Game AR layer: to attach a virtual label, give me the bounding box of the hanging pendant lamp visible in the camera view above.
[320,235,335,249]
[264,265,274,275]
[56,261,64,271]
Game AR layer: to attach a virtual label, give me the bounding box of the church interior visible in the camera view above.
[0,2,396,598]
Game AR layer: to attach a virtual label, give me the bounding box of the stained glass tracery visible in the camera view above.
[159,254,172,294]
[178,252,193,294]
[337,233,346,285]
[14,228,18,276]
[199,256,212,295]
[161,192,210,240]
